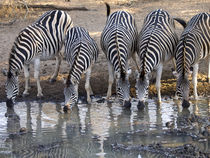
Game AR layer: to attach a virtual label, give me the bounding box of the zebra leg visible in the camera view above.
[85,66,92,104]
[75,83,79,104]
[23,64,30,96]
[34,58,43,97]
[50,54,62,83]
[208,55,210,83]
[107,62,114,100]
[156,64,163,104]
[172,58,179,100]
[192,63,198,100]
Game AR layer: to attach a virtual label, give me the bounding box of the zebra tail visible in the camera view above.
[115,35,126,80]
[174,18,187,28]
[105,3,111,17]
[67,44,82,86]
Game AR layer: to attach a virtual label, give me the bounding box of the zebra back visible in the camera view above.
[34,10,73,52]
[138,9,179,74]
[175,12,210,74]
[65,27,98,84]
[8,10,73,73]
[101,10,138,76]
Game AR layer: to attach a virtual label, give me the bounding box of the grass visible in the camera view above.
[0,0,32,22]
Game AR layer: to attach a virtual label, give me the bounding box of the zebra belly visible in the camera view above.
[164,52,173,62]
[40,48,60,61]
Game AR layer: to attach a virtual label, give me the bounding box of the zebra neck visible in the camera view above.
[8,68,19,78]
[8,48,24,73]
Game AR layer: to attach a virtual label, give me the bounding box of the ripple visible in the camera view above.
[0,98,209,157]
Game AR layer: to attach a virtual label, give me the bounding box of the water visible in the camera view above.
[0,97,209,158]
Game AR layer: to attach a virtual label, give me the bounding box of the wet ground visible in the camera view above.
[0,97,209,158]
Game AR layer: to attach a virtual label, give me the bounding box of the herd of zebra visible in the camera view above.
[3,3,209,111]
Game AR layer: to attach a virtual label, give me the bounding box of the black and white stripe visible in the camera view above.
[174,12,209,108]
[135,9,186,107]
[64,27,98,110]
[5,10,73,106]
[100,3,138,108]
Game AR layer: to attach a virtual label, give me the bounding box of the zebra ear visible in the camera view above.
[148,73,152,80]
[2,69,8,76]
[62,77,67,84]
[188,70,193,78]
[127,68,132,76]
[116,72,120,79]
[172,70,178,78]
[189,67,193,75]
[71,78,77,85]
[135,70,140,79]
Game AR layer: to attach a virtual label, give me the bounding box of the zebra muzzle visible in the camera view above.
[137,101,145,109]
[6,99,14,108]
[123,100,131,109]
[182,99,190,108]
[63,104,72,112]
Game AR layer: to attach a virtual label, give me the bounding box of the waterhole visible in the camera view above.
[0,97,209,158]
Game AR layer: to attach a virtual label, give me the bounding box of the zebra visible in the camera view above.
[173,12,210,108]
[3,10,73,107]
[100,3,138,108]
[135,9,186,108]
[64,26,98,111]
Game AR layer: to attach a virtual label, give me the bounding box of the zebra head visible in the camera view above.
[64,77,78,111]
[4,70,19,107]
[115,69,132,108]
[135,71,150,109]
[176,73,191,108]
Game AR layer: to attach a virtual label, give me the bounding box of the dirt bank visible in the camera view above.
[0,0,209,102]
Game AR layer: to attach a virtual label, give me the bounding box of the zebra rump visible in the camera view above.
[100,3,138,108]
[136,9,186,108]
[174,12,210,108]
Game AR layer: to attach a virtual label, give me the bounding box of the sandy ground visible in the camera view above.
[0,0,209,102]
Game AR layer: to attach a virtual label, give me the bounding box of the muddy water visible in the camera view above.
[0,97,209,158]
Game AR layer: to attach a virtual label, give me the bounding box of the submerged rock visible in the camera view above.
[19,127,27,133]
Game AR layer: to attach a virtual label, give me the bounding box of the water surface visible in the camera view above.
[0,97,209,158]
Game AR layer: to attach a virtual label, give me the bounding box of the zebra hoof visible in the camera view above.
[22,92,29,97]
[87,98,92,104]
[6,99,14,108]
[207,77,210,83]
[63,106,70,112]
[182,99,190,108]
[96,98,106,103]
[49,78,56,83]
[157,100,162,106]
[123,100,131,109]
[137,101,145,110]
[36,94,43,99]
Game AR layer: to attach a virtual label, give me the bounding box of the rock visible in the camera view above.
[19,127,27,133]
